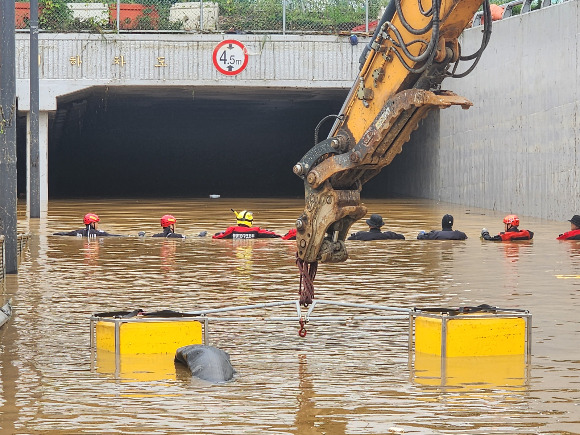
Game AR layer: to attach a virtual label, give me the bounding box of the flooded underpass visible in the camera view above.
[17,87,363,199]
[1,197,579,433]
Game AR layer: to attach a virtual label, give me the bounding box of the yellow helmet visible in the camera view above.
[233,209,253,227]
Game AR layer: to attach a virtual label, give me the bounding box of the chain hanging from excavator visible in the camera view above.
[293,0,493,307]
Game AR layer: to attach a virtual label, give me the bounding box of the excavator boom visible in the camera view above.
[293,0,492,305]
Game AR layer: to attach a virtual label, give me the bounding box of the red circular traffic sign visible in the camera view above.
[212,40,249,76]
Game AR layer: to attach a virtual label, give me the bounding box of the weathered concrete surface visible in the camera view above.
[15,33,364,110]
[384,1,580,221]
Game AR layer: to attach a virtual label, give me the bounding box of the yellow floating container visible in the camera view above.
[410,309,531,358]
[96,349,179,382]
[412,353,528,390]
[93,317,203,355]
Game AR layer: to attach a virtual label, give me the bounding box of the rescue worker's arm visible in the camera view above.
[348,232,362,240]
[212,227,235,239]
[417,230,434,240]
[481,228,501,241]
[95,230,122,237]
[558,230,580,240]
[384,231,405,240]
[53,230,82,236]
[256,228,281,238]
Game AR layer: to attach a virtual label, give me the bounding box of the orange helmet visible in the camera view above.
[160,214,177,228]
[84,213,100,225]
[503,214,519,227]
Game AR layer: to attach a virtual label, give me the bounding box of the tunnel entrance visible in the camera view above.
[16,86,402,199]
[44,86,352,198]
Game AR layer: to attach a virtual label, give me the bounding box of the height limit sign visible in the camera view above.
[212,40,249,76]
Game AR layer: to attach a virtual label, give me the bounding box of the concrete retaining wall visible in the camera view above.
[385,0,580,221]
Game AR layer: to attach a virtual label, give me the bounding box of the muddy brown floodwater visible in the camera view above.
[1,198,579,434]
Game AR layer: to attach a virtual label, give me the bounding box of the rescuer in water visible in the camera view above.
[53,213,120,237]
[481,214,534,241]
[417,214,467,240]
[213,209,280,239]
[557,215,580,240]
[348,214,405,241]
[153,215,186,239]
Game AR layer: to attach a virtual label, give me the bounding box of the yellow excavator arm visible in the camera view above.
[293,0,492,304]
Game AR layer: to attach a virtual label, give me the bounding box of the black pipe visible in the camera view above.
[358,0,396,70]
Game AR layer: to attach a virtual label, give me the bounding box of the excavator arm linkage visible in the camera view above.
[294,89,472,264]
[292,0,492,304]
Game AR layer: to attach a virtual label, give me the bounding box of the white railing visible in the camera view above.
[471,0,568,26]
[0,234,30,281]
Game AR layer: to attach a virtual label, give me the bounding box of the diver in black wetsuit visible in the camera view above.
[348,214,405,241]
[53,213,120,237]
[417,214,467,240]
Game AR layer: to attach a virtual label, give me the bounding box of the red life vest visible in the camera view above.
[499,230,532,241]
[557,229,580,240]
[212,226,280,239]
[281,228,297,240]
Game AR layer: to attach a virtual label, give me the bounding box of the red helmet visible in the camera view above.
[503,214,519,227]
[84,213,100,225]
[160,214,177,228]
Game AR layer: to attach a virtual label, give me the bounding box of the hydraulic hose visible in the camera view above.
[358,0,396,70]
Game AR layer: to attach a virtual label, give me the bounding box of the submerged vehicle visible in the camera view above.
[0,300,12,329]
[293,0,493,305]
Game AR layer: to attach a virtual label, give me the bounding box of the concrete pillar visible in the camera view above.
[29,0,40,218]
[27,111,49,217]
[0,0,18,274]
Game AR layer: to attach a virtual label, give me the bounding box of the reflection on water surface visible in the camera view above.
[1,198,579,434]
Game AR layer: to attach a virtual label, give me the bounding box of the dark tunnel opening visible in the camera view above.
[16,86,399,199]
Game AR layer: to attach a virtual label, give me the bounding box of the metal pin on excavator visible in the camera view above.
[293,0,493,306]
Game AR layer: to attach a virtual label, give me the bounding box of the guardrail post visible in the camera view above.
[0,0,18,274]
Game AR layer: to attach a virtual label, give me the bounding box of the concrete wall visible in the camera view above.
[15,33,364,110]
[385,0,580,221]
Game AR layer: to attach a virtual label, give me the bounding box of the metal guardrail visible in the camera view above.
[90,299,411,347]
[0,234,30,281]
[15,0,383,35]
[472,0,567,26]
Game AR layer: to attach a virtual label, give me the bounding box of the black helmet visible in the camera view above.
[366,214,384,228]
[442,214,454,229]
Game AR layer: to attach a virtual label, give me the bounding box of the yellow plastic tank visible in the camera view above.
[413,352,527,390]
[96,350,179,382]
[412,311,530,357]
[95,318,203,354]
